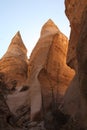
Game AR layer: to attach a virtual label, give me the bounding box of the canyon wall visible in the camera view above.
[61,0,87,128]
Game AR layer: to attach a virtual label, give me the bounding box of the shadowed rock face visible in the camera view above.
[77,6,87,99]
[0,73,23,130]
[28,19,74,120]
[61,0,87,128]
[0,31,28,89]
[65,0,87,70]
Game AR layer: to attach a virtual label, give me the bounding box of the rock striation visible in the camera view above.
[0,18,77,129]
[0,32,30,128]
[28,19,74,121]
[0,31,28,89]
[61,0,87,129]
[65,0,87,70]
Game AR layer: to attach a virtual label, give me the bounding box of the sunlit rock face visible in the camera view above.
[0,31,28,89]
[61,0,87,128]
[28,19,74,120]
[0,32,30,115]
[0,32,30,129]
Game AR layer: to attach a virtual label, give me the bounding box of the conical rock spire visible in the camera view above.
[28,19,74,121]
[41,19,59,36]
[0,31,28,89]
[3,31,27,59]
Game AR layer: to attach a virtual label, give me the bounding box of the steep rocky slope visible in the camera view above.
[28,19,74,121]
[61,0,87,129]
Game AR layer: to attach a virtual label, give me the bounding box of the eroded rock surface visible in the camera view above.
[28,19,74,121]
[61,0,87,129]
[65,0,87,70]
[0,32,30,129]
[0,31,28,89]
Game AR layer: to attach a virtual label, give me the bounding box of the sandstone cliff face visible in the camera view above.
[0,32,30,129]
[0,32,30,116]
[65,0,87,70]
[28,19,74,120]
[61,0,87,128]
[0,32,28,89]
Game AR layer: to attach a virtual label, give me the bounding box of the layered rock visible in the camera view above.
[61,0,87,128]
[28,19,74,120]
[0,32,30,117]
[65,0,87,70]
[0,31,28,89]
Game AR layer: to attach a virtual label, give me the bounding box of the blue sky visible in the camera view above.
[0,0,70,58]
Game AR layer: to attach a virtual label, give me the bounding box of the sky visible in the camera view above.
[0,0,70,58]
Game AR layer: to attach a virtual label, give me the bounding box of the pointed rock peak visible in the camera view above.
[15,31,21,37]
[42,19,59,28]
[9,31,27,52]
[12,31,22,42]
[2,31,27,58]
[45,19,56,26]
[41,19,59,36]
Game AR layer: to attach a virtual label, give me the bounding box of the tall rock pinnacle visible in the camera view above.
[0,31,28,89]
[28,19,74,120]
